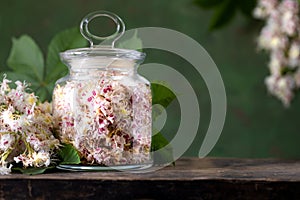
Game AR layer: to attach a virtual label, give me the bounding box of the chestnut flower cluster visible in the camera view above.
[254,0,300,107]
[0,76,60,175]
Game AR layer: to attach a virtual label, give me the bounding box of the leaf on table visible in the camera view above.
[7,35,44,82]
[58,143,81,165]
[12,166,55,175]
[45,27,88,84]
[209,0,237,30]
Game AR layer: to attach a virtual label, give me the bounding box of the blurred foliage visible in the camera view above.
[194,0,257,30]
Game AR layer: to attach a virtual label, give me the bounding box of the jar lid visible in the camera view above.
[60,11,145,69]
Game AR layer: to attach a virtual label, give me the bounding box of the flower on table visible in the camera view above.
[14,151,51,168]
[0,162,12,175]
[0,75,59,174]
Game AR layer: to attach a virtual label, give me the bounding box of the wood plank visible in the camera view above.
[0,157,300,199]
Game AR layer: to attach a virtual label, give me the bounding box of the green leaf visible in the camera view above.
[237,0,257,17]
[116,30,143,51]
[12,166,54,175]
[151,132,174,165]
[7,35,44,82]
[194,0,225,9]
[151,132,170,151]
[45,27,88,84]
[151,83,176,108]
[209,0,237,30]
[58,143,81,165]
[35,87,51,103]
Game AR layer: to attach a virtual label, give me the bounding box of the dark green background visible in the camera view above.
[0,0,299,158]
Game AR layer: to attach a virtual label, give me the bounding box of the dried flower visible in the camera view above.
[53,71,152,166]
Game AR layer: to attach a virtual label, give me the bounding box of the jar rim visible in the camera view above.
[60,47,145,61]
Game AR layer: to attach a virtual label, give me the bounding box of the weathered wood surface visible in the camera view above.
[1,157,300,200]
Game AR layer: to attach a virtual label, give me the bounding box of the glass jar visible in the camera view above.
[52,11,152,170]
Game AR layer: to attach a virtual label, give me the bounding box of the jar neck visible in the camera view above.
[69,68,136,78]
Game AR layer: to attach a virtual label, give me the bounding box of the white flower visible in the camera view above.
[265,75,277,93]
[0,162,12,175]
[15,81,25,92]
[0,76,11,95]
[0,133,15,151]
[1,108,13,124]
[14,154,33,168]
[39,101,52,113]
[288,42,300,67]
[294,69,300,87]
[270,36,287,50]
[32,152,51,167]
[280,0,299,36]
[269,51,285,75]
[253,0,278,19]
[265,75,295,107]
[281,11,297,36]
[1,107,29,132]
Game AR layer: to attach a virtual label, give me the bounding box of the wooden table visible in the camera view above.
[1,157,300,200]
